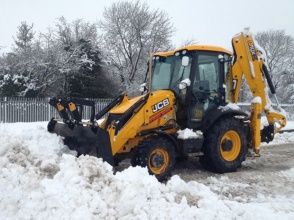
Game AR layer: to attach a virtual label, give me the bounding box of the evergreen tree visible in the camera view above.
[14,22,34,53]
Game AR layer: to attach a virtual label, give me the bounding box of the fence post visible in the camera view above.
[47,98,50,121]
[4,97,7,123]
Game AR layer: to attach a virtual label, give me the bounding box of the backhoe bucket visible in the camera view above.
[48,119,114,166]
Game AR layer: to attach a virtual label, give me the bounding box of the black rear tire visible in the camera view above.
[199,155,214,172]
[201,117,247,173]
[132,136,175,181]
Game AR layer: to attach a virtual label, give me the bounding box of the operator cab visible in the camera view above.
[150,45,232,129]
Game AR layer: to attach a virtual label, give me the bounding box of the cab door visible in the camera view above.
[187,51,226,128]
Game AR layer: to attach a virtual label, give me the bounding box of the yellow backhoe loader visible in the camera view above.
[48,31,287,181]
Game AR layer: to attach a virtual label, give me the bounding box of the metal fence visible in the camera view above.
[0,97,293,123]
[0,97,112,123]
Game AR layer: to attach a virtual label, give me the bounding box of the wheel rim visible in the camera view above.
[148,148,169,175]
[220,130,241,162]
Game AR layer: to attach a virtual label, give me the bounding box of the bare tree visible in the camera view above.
[100,0,174,88]
[255,30,294,90]
[56,17,99,47]
[178,38,198,47]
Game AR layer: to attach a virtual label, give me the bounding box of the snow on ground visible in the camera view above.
[284,121,294,130]
[265,132,294,145]
[0,122,294,219]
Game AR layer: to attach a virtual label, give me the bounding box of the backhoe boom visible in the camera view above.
[229,32,287,154]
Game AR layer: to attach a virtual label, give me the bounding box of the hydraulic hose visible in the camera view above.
[262,64,276,95]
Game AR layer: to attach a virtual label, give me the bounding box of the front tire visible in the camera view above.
[132,136,175,181]
[201,117,247,173]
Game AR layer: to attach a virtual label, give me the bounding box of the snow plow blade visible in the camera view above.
[48,119,114,165]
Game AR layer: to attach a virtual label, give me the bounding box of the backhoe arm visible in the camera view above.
[228,32,287,154]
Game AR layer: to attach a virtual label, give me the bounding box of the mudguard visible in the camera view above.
[201,106,248,133]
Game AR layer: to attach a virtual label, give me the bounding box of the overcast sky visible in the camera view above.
[1,0,294,52]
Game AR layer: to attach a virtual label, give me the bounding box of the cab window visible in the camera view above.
[196,54,219,92]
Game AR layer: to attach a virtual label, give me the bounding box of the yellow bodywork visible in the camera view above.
[229,32,287,153]
[101,90,177,155]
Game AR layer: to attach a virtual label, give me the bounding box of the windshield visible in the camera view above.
[151,55,191,92]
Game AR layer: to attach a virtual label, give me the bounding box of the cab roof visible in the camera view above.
[154,45,232,57]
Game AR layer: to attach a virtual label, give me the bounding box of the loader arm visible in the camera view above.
[229,32,287,154]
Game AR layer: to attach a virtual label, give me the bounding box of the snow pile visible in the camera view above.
[177,128,203,139]
[1,122,294,219]
[0,123,228,219]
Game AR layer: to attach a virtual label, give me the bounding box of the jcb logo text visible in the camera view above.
[152,98,170,113]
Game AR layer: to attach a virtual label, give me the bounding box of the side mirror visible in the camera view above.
[178,78,191,90]
[139,83,147,92]
[181,56,189,67]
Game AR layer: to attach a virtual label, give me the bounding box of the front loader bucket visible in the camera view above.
[48,119,114,166]
[47,95,127,166]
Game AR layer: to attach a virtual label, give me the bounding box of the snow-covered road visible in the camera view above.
[0,122,294,220]
[175,143,294,204]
